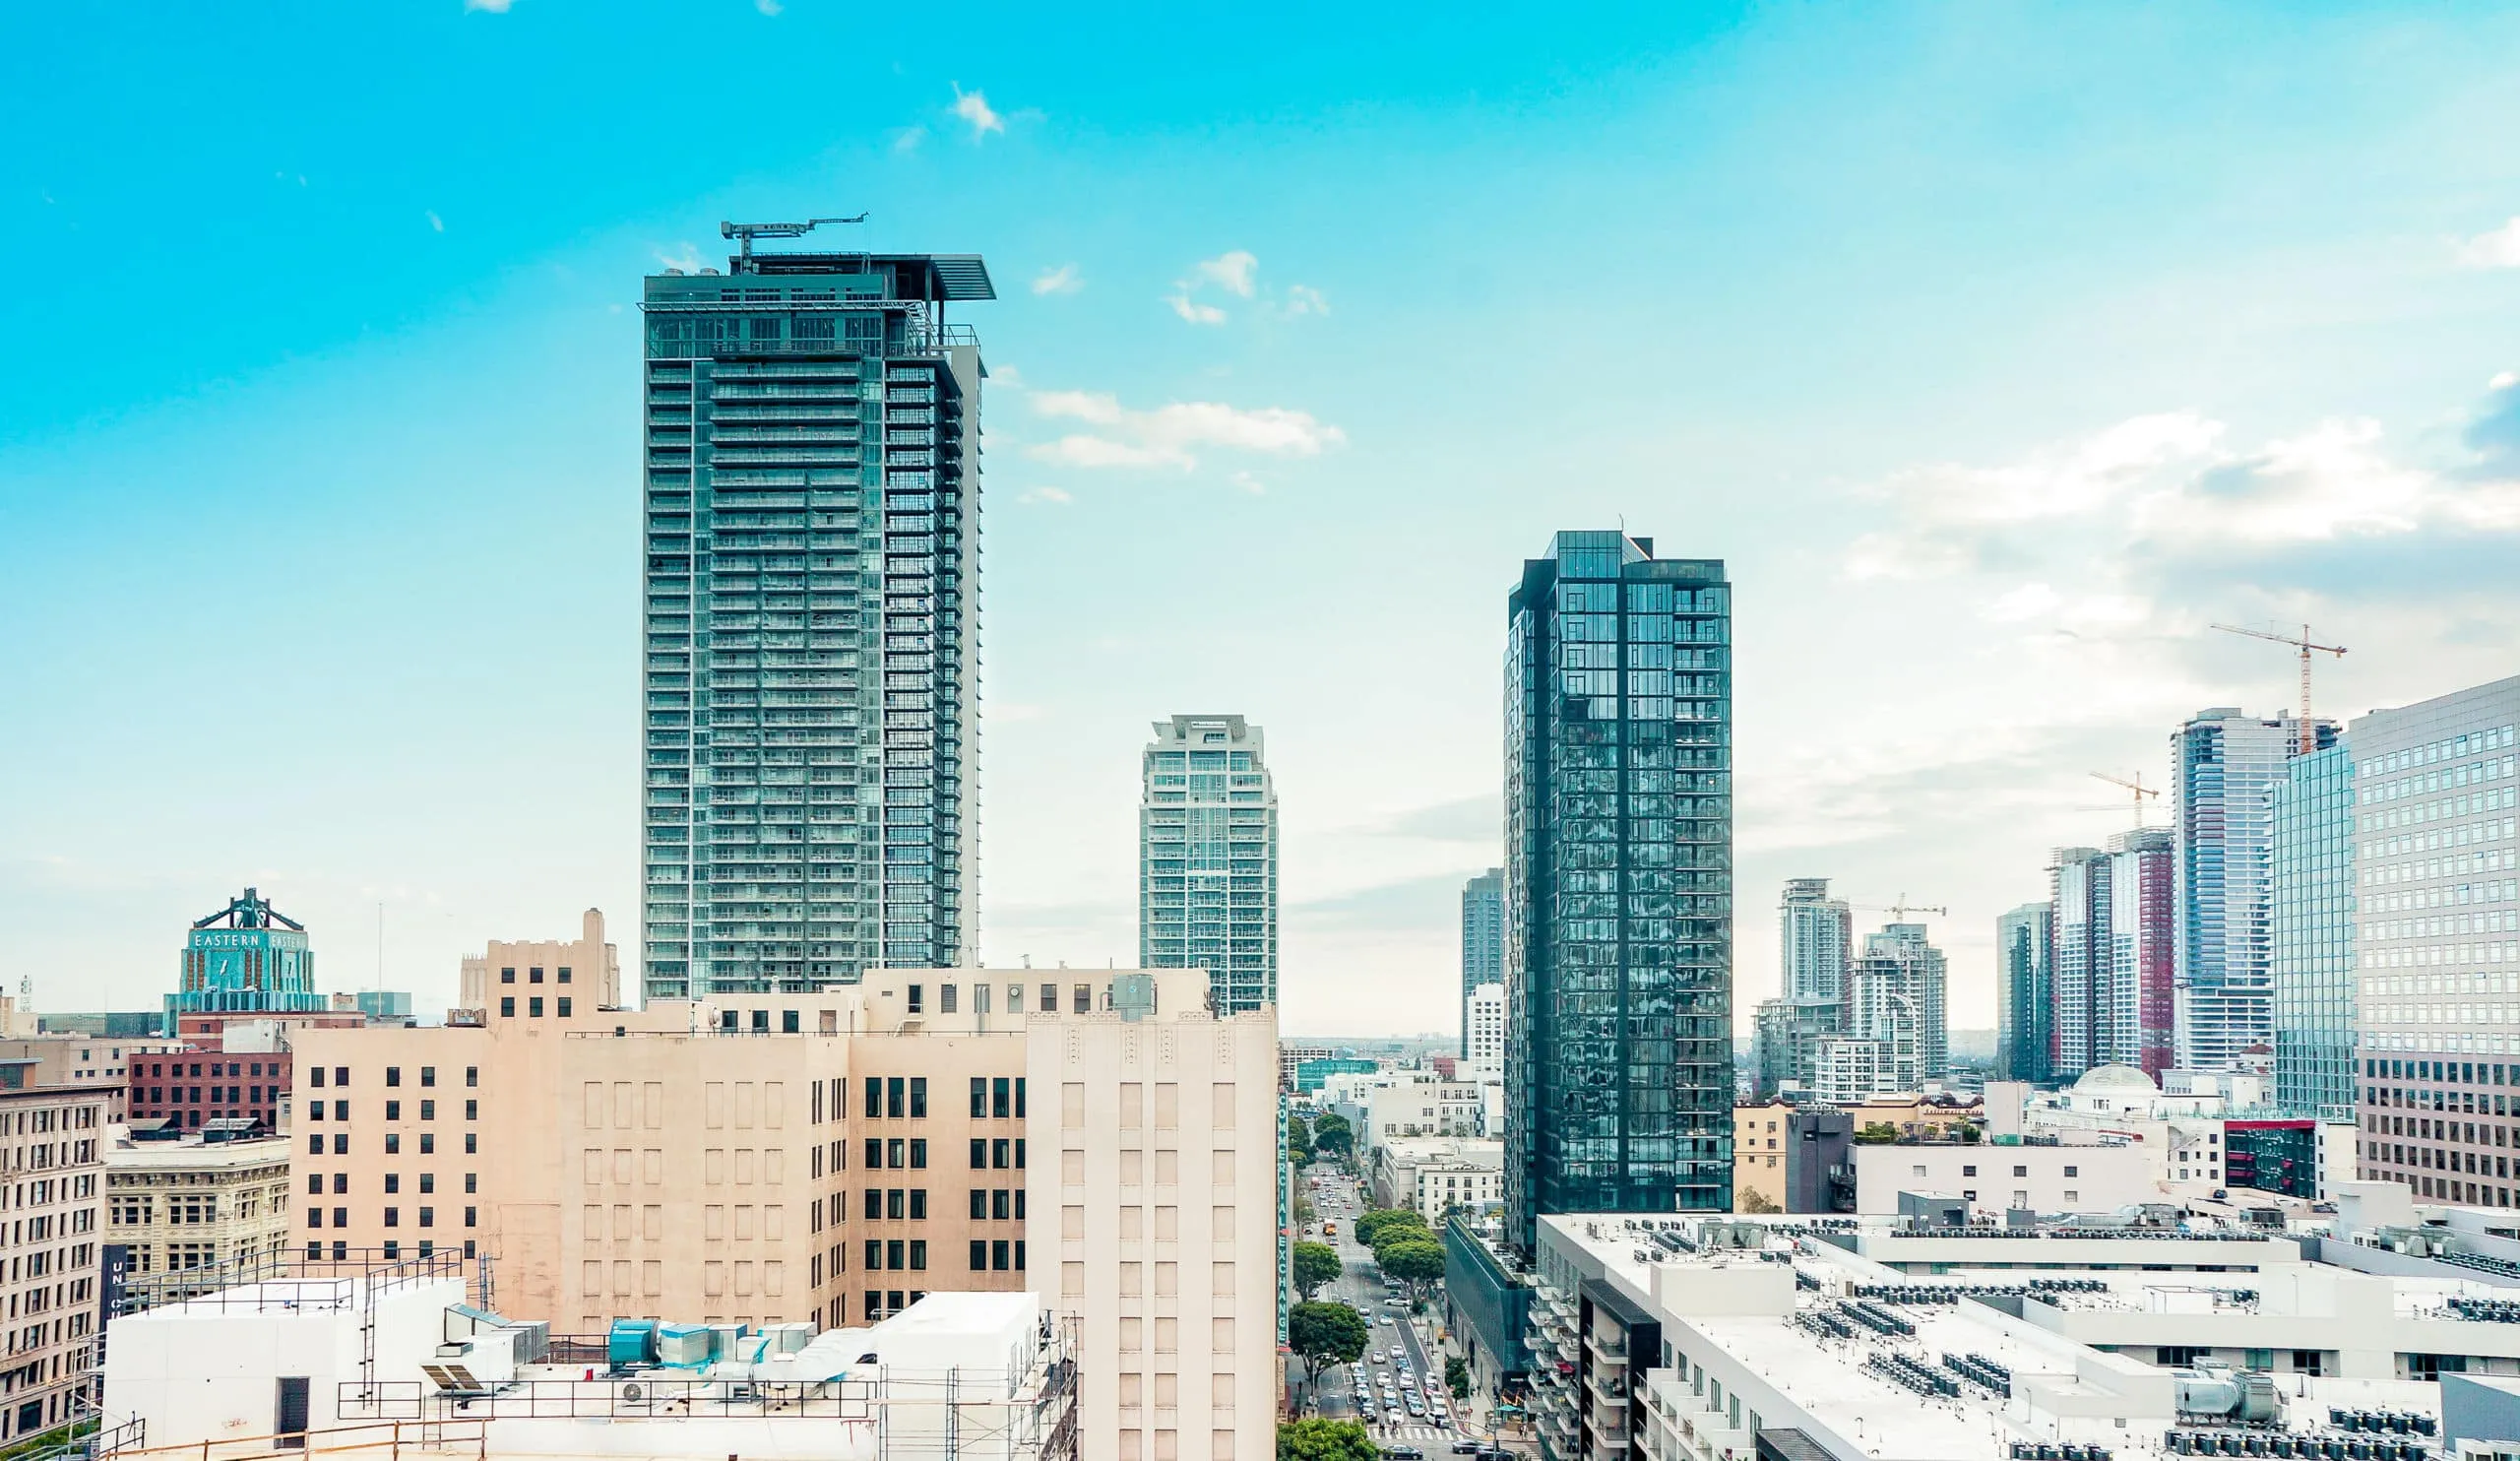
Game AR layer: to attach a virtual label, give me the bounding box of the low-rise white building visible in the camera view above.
[102,1257,1077,1461]
[1532,1209,2520,1461]
[1853,1141,2154,1216]
[1368,1136,1502,1223]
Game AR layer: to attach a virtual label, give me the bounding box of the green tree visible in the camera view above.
[1277,1420,1378,1461]
[1288,1112,1314,1167]
[1312,1113,1355,1158]
[1292,1240,1345,1301]
[1852,1121,1900,1145]
[1375,1236,1446,1301]
[1737,1187,1780,1214]
[1288,1301,1371,1390]
[1354,1206,1428,1249]
[1444,1356,1470,1399]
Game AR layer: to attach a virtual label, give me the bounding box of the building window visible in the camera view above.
[530,967,544,985]
[992,1239,1009,1271]
[557,967,572,984]
[383,1208,399,1228]
[386,1101,401,1121]
[530,997,544,1018]
[940,985,958,1014]
[501,969,516,985]
[466,1067,478,1088]
[970,1239,987,1271]
[910,1079,927,1118]
[782,1010,799,1034]
[500,997,516,1018]
[386,1068,402,1088]
[420,1068,436,1088]
[970,1139,986,1169]
[971,1078,986,1118]
[557,997,573,1018]
[908,985,924,1015]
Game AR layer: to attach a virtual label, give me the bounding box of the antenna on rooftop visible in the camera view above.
[720,216,868,267]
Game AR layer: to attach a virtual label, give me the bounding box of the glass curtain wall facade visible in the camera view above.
[2174,709,2334,1070]
[1504,533,1732,1255]
[2351,676,2520,1205]
[2103,827,2176,1078]
[2049,847,2110,1081]
[2272,739,2359,1120]
[1141,715,1280,1013]
[1462,868,1504,1058]
[1995,901,2052,1084]
[640,245,992,999]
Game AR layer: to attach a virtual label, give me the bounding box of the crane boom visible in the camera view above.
[1851,896,1948,921]
[2089,771,2161,829]
[720,215,869,265]
[2210,621,2347,756]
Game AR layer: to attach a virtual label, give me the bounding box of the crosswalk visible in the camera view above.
[1369,1425,1457,1442]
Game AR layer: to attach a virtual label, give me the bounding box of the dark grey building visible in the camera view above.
[1462,867,1504,1057]
[1503,532,1732,1256]
[1782,1107,1854,1214]
[639,225,991,998]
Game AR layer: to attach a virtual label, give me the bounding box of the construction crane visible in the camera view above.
[720,215,868,266]
[2211,621,2347,755]
[2089,770,2162,829]
[1851,896,1948,922]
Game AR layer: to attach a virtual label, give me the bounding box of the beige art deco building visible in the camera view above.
[0,1067,109,1445]
[289,935,1279,1461]
[103,1134,293,1298]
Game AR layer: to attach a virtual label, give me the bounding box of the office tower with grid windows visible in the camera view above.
[639,236,992,1000]
[2272,738,2359,1120]
[1503,532,1732,1256]
[1139,715,1279,1013]
[1995,900,2053,1084]
[2173,708,2336,1070]
[1461,868,1504,1057]
[2351,675,2520,1206]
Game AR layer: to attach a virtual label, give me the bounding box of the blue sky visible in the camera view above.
[5,2,2520,1036]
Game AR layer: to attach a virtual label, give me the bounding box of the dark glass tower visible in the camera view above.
[1503,532,1732,1255]
[639,229,992,999]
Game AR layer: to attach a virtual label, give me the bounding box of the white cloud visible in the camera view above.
[1231,470,1265,495]
[1192,250,1258,297]
[1283,284,1329,317]
[1017,486,1073,506]
[425,210,444,233]
[951,85,1004,140]
[2457,217,2520,269]
[1166,292,1228,326]
[1032,264,1084,296]
[754,0,782,12]
[463,0,512,12]
[654,243,704,274]
[892,126,927,154]
[1022,388,1345,472]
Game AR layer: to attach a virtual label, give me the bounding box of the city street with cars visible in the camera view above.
[1297,1164,1500,1454]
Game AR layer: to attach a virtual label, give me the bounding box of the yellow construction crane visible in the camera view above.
[1851,895,1948,921]
[2211,621,2347,755]
[2089,771,2162,829]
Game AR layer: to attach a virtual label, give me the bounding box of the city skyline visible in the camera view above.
[9,5,2520,1038]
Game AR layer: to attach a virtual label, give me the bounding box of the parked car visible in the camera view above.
[1385,1449,1425,1460]
[1450,1440,1481,1454]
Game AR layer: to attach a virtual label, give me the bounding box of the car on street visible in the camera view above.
[1450,1440,1481,1453]
[1380,1314,1395,1325]
[1385,1449,1424,1460]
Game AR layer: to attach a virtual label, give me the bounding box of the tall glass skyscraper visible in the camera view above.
[1461,868,1504,1057]
[1995,900,2052,1083]
[639,234,992,999]
[1140,715,1280,1013]
[1503,533,1731,1255]
[2350,675,2520,1204]
[2271,739,2358,1120]
[2173,708,2335,1069]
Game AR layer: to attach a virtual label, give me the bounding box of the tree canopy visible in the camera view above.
[1288,1302,1371,1386]
[1353,1206,1426,1249]
[1375,1237,1446,1293]
[1277,1419,1378,1461]
[1311,1112,1354,1157]
[1292,1240,1344,1301]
